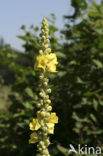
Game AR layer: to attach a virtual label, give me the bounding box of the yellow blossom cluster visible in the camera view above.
[34,53,58,72]
[29,113,58,144]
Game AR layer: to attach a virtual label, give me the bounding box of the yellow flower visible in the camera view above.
[46,53,58,72]
[46,123,55,134]
[46,63,57,72]
[48,113,58,124]
[34,55,48,70]
[46,113,58,134]
[46,53,58,65]
[29,119,40,131]
[29,132,38,144]
[34,53,58,72]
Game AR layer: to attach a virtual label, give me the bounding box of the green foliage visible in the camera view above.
[0,1,103,156]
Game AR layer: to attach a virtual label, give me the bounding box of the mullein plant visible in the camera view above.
[29,18,58,156]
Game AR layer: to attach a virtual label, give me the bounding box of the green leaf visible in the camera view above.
[22,101,33,109]
[92,59,103,68]
[93,99,98,111]
[25,88,34,98]
[76,77,85,84]
[90,113,97,122]
[56,52,66,58]
[99,100,103,106]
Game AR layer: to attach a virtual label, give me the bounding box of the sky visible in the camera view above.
[0,0,72,51]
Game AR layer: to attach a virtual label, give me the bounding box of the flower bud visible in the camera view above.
[44,95,49,100]
[47,106,52,111]
[44,78,49,83]
[43,132,48,136]
[39,92,44,97]
[46,39,50,44]
[42,36,46,40]
[46,89,51,93]
[39,141,44,146]
[44,82,48,86]
[37,111,41,116]
[40,100,43,104]
[46,99,51,104]
[38,147,42,152]
[39,50,43,55]
[40,111,46,117]
[42,127,48,132]
[39,75,44,79]
[44,139,50,146]
[42,145,46,150]
[46,112,50,117]
[36,103,42,108]
[41,29,45,33]
[44,44,48,49]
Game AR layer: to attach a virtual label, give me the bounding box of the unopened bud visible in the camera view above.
[47,106,52,111]
[42,145,46,150]
[46,39,50,44]
[40,100,43,104]
[40,111,46,117]
[46,112,50,117]
[44,82,48,86]
[39,92,44,97]
[45,139,50,146]
[46,99,51,104]
[44,44,48,49]
[39,50,43,55]
[46,89,51,93]
[36,103,41,108]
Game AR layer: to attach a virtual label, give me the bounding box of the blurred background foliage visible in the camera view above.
[0,0,103,156]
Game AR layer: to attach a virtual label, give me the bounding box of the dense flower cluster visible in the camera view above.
[29,17,58,156]
[29,113,58,143]
[34,53,58,72]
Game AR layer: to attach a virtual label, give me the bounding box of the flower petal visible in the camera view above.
[29,118,40,131]
[29,132,38,144]
[48,112,58,124]
[46,123,55,134]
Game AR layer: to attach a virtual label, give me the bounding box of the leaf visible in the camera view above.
[25,88,34,98]
[92,59,103,68]
[90,113,97,122]
[76,77,85,84]
[22,101,33,109]
[56,52,66,58]
[72,112,90,123]
[99,100,103,106]
[93,99,98,111]
[69,60,77,65]
[57,71,66,78]
[17,35,28,41]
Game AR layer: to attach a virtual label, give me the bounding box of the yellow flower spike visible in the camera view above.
[29,132,38,144]
[29,118,40,131]
[46,123,55,134]
[48,112,58,124]
[29,18,58,156]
